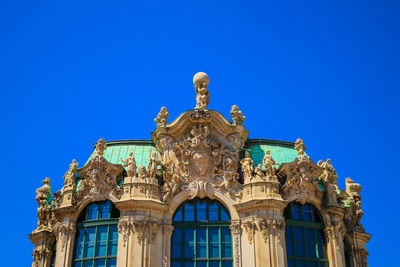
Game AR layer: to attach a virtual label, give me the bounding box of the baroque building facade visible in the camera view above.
[29,72,370,267]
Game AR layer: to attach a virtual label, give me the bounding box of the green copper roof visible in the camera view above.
[86,140,158,167]
[87,139,298,168]
[245,139,298,167]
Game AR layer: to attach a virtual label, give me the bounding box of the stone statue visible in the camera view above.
[121,152,137,177]
[148,152,161,179]
[35,177,51,207]
[230,105,246,125]
[161,161,182,202]
[240,152,254,183]
[154,107,169,127]
[138,166,148,179]
[254,164,264,180]
[35,177,53,231]
[95,138,107,156]
[193,72,210,111]
[345,178,364,229]
[294,138,306,156]
[63,159,78,186]
[318,159,339,206]
[262,150,279,178]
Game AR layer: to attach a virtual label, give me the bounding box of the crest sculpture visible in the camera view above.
[75,138,125,204]
[278,138,323,204]
[153,72,248,201]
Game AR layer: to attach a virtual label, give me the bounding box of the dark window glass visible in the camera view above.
[172,198,232,266]
[285,203,328,267]
[73,201,119,267]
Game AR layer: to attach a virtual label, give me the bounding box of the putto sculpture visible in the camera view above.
[154,106,169,127]
[318,159,339,206]
[193,72,210,111]
[230,105,246,126]
[63,159,78,187]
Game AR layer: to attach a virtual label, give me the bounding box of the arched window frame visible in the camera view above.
[171,198,233,267]
[284,202,329,267]
[73,201,120,267]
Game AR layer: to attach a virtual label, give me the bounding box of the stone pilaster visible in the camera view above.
[162,224,174,267]
[235,199,286,267]
[325,224,346,267]
[346,231,370,267]
[29,230,54,267]
[54,222,76,267]
[115,199,167,267]
[230,221,242,267]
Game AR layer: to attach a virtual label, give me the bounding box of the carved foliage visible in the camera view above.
[55,223,76,252]
[32,247,50,267]
[76,155,124,204]
[160,122,243,202]
[278,139,323,203]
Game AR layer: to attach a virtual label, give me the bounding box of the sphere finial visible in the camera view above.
[193,72,209,90]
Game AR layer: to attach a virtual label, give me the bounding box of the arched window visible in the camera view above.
[73,201,119,267]
[284,202,328,267]
[171,198,233,267]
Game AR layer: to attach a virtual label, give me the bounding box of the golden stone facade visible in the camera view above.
[29,73,370,267]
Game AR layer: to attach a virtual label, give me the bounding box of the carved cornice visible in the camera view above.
[234,199,286,213]
[152,110,248,144]
[115,199,168,214]
[29,230,55,246]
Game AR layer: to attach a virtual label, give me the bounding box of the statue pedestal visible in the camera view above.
[122,176,161,201]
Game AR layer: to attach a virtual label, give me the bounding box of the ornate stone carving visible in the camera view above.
[32,247,50,267]
[230,222,241,267]
[138,166,148,179]
[254,164,264,181]
[230,105,245,126]
[76,143,125,204]
[63,159,78,187]
[262,150,279,179]
[294,138,306,156]
[149,222,159,243]
[255,218,285,244]
[95,138,107,156]
[159,122,243,201]
[34,177,54,232]
[154,107,169,127]
[121,152,137,178]
[242,220,256,244]
[318,159,339,206]
[344,178,364,232]
[148,152,161,179]
[278,139,323,203]
[256,218,270,243]
[193,72,210,111]
[118,220,132,247]
[35,177,51,208]
[325,223,346,250]
[56,224,76,252]
[240,151,254,184]
[132,221,146,244]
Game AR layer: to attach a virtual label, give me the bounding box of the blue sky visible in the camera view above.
[1,1,399,265]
